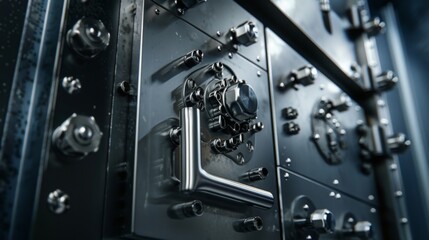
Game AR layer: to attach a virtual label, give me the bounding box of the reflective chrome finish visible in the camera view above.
[179,107,274,209]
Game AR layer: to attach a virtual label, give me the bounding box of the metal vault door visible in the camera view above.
[131,1,280,239]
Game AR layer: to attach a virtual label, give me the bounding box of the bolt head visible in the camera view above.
[47,189,70,214]
[310,209,336,233]
[67,17,110,58]
[52,114,102,158]
[224,83,258,121]
[233,21,259,46]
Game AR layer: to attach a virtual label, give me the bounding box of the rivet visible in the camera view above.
[395,191,403,197]
[333,179,339,185]
[284,172,290,180]
[257,71,261,77]
[370,208,376,213]
[216,31,221,37]
[368,195,375,200]
[155,8,160,15]
[313,133,320,140]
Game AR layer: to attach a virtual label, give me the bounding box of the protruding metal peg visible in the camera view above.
[234,216,263,232]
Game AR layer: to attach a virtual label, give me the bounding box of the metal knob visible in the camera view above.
[52,114,102,158]
[224,83,258,121]
[67,17,110,58]
[387,133,411,154]
[295,209,336,234]
[232,21,259,46]
[376,71,398,91]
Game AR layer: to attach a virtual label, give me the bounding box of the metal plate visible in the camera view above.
[131,3,280,240]
[267,29,379,205]
[151,0,267,70]
[278,168,382,240]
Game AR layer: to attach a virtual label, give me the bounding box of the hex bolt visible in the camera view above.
[251,122,264,132]
[240,167,268,182]
[232,21,259,46]
[234,216,264,232]
[279,65,317,90]
[282,107,299,119]
[209,62,223,74]
[168,200,204,219]
[387,133,411,153]
[183,49,204,68]
[47,189,70,214]
[294,209,336,234]
[341,221,374,239]
[376,71,398,91]
[224,83,258,121]
[52,114,102,159]
[284,122,300,135]
[62,76,82,94]
[364,17,385,37]
[67,17,110,58]
[118,81,132,95]
[169,127,181,145]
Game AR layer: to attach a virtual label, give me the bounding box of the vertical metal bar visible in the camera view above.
[383,2,429,231]
[180,106,201,192]
[0,0,68,238]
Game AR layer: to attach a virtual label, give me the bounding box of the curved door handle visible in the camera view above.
[179,106,274,209]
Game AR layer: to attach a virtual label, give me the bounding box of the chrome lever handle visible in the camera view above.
[179,106,274,209]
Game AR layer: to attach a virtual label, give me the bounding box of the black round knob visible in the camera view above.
[224,83,258,121]
[67,17,110,58]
